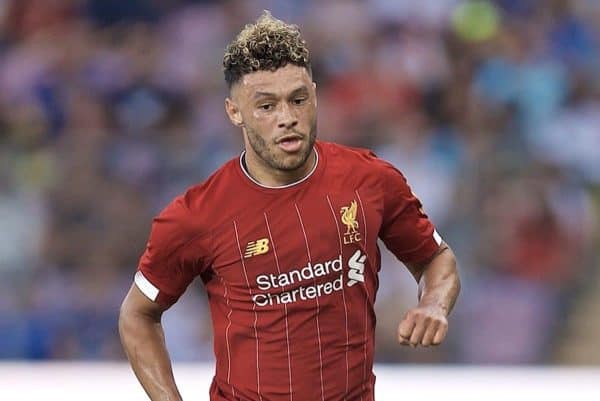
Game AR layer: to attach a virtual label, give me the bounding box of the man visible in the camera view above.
[119,11,460,401]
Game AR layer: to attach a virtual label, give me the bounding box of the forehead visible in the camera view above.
[237,64,312,97]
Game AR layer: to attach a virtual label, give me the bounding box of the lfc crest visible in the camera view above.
[340,200,361,244]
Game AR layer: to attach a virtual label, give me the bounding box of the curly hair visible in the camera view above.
[223,11,311,88]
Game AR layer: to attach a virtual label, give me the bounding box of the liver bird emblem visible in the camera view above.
[340,200,359,235]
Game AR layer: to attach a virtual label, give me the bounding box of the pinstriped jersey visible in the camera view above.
[135,141,442,401]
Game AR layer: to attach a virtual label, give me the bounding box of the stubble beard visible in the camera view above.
[245,120,317,172]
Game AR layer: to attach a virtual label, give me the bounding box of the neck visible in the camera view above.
[243,150,317,188]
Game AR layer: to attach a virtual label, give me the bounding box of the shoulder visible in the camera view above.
[156,156,240,236]
[318,140,402,179]
[181,156,240,211]
[318,141,377,161]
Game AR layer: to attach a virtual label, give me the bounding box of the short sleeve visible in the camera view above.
[378,162,442,267]
[136,196,207,307]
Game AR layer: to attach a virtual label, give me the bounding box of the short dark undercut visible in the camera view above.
[223,11,311,89]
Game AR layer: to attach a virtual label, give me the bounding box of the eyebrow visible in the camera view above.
[253,85,309,99]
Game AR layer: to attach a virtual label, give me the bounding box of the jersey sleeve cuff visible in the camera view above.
[135,271,181,307]
[135,271,160,302]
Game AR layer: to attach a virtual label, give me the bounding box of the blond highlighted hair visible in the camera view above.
[223,11,311,88]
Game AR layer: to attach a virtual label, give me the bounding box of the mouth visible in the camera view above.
[276,134,304,153]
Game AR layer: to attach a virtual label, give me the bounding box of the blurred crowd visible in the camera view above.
[1,0,599,364]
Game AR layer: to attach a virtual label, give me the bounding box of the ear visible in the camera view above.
[225,98,244,127]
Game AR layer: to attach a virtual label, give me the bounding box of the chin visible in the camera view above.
[276,159,305,171]
[273,153,305,170]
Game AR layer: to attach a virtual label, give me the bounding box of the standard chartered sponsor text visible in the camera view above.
[253,255,344,307]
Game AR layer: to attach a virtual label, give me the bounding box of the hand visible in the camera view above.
[397,304,448,347]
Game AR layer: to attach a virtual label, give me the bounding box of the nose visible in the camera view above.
[277,103,298,129]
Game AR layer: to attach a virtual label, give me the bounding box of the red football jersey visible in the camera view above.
[135,141,442,401]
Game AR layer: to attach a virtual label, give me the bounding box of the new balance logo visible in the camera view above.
[347,249,366,286]
[245,238,270,258]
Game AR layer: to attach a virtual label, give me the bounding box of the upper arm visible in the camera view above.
[120,282,169,322]
[135,195,209,308]
[378,161,442,268]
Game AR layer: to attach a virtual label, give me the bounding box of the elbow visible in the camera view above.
[448,248,461,292]
[448,252,460,283]
[449,254,461,308]
[442,248,461,294]
[444,246,461,287]
[118,295,141,340]
[118,300,132,341]
[454,267,462,296]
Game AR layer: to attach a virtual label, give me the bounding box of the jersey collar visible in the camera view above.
[238,147,319,190]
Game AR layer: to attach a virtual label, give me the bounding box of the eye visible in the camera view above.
[292,97,308,105]
[259,103,274,111]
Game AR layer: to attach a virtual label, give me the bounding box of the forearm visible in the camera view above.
[119,309,183,401]
[417,246,461,316]
[397,245,460,347]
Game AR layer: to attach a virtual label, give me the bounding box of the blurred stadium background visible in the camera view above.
[1,0,599,398]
